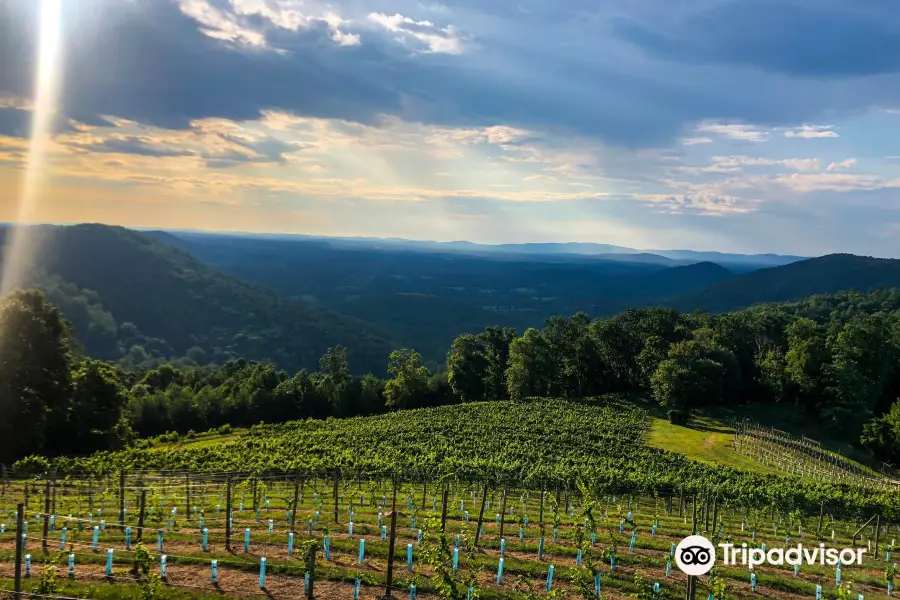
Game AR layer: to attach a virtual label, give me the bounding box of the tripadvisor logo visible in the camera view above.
[676,535,716,575]
[674,535,868,574]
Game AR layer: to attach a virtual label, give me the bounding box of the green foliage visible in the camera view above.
[419,516,480,600]
[35,553,61,598]
[24,398,900,519]
[0,290,73,462]
[631,573,661,600]
[22,224,399,374]
[384,349,430,409]
[707,567,729,600]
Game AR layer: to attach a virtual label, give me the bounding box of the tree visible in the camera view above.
[319,346,349,387]
[384,349,430,409]
[447,334,487,403]
[651,338,740,424]
[0,290,73,462]
[69,359,129,453]
[784,318,828,410]
[506,329,551,401]
[860,399,900,463]
[823,315,893,434]
[478,326,516,400]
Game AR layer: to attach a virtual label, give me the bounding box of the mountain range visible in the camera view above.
[2,223,899,373]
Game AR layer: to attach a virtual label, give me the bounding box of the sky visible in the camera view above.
[1,0,900,256]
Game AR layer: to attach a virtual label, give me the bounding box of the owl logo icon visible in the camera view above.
[675,535,716,575]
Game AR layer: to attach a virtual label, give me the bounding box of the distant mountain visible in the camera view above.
[142,230,740,361]
[1,224,398,373]
[665,254,900,313]
[150,229,807,269]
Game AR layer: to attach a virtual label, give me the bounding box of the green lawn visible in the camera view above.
[641,399,881,479]
[646,413,784,475]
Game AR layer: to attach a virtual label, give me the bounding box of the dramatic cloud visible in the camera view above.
[367,13,464,54]
[3,0,900,255]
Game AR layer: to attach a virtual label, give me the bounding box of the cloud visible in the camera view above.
[613,0,900,78]
[367,12,464,54]
[177,0,360,48]
[695,124,768,142]
[826,158,857,171]
[682,137,712,146]
[784,125,839,138]
[5,0,899,151]
[683,155,822,174]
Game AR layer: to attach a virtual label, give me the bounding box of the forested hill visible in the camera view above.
[0,224,398,373]
[665,254,900,313]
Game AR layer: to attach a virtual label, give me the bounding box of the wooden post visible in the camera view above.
[539,481,545,526]
[307,542,317,599]
[42,478,50,553]
[137,490,146,541]
[692,494,698,535]
[384,478,398,600]
[475,483,488,547]
[291,479,300,532]
[874,514,881,559]
[119,470,126,530]
[14,503,23,600]
[704,494,710,532]
[817,502,824,537]
[712,496,718,533]
[500,488,508,539]
[252,476,258,511]
[186,474,191,522]
[225,476,232,551]
[332,471,339,524]
[440,485,449,532]
[421,478,427,512]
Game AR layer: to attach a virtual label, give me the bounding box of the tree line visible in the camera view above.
[3,287,900,468]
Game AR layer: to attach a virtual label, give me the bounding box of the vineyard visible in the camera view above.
[0,468,897,600]
[732,421,900,490]
[2,398,899,600]
[19,400,900,521]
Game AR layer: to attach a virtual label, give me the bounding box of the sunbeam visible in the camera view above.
[0,0,63,296]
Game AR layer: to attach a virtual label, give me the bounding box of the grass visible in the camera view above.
[645,414,783,476]
[150,430,246,452]
[639,396,882,480]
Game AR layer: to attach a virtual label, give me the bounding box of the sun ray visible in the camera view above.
[0,0,63,295]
